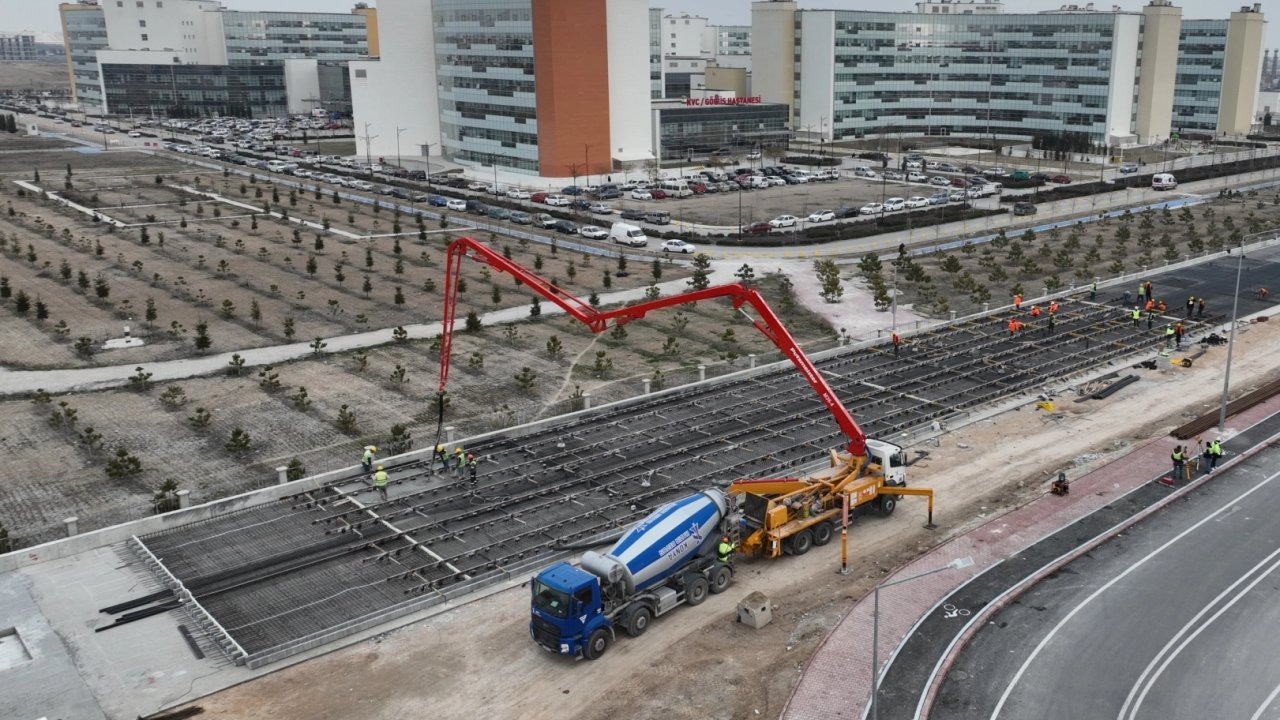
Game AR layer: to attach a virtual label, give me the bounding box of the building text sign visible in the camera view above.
[684,96,762,107]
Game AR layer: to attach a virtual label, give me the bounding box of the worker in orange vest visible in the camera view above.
[1029,305,1042,318]
[1157,300,1167,313]
[1144,298,1154,312]
[1048,301,1059,314]
[1013,293,1022,311]
[891,331,901,356]
[1007,317,1018,336]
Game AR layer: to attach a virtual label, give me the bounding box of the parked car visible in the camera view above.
[508,210,533,225]
[506,189,531,200]
[545,195,571,206]
[650,189,669,200]
[535,213,557,228]
[579,225,608,239]
[486,206,511,220]
[551,219,580,234]
[742,221,773,235]
[904,196,930,209]
[907,172,928,182]
[1008,170,1031,181]
[561,186,584,196]
[661,239,696,254]
[948,190,968,202]
[645,210,671,225]
[883,171,905,181]
[929,192,950,205]
[1119,163,1139,174]
[883,197,906,211]
[620,208,646,221]
[951,177,969,188]
[807,210,836,223]
[569,199,592,211]
[1050,174,1072,184]
[589,203,613,215]
[852,167,879,179]
[530,192,548,204]
[446,198,467,211]
[428,195,449,207]
[929,176,951,187]
[859,203,884,215]
[466,200,489,215]
[769,214,799,228]
[835,207,862,219]
[631,189,653,200]
[1012,202,1038,216]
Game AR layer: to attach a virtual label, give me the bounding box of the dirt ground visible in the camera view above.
[0,61,69,92]
[180,309,1280,720]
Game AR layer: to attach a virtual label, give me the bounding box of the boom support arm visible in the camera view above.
[437,237,867,456]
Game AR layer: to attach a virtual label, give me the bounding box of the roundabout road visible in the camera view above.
[934,441,1280,720]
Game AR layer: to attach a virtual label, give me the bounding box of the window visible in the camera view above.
[156,1,162,5]
[136,1,143,6]
[354,68,366,78]
[139,20,147,27]
[141,33,148,41]
[116,1,123,6]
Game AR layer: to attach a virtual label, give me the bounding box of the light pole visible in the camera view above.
[394,126,406,172]
[421,142,435,194]
[583,144,591,189]
[361,122,378,178]
[870,556,974,720]
[1218,239,1246,433]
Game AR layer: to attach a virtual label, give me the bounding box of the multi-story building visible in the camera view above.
[649,8,663,99]
[58,0,376,117]
[753,0,1264,146]
[60,3,109,110]
[351,0,652,178]
[0,33,38,61]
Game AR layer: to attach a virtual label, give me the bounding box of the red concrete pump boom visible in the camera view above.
[436,236,868,456]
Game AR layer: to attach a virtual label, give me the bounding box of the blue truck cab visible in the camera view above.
[530,563,606,657]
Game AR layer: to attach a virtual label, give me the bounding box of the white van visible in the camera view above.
[1151,173,1177,190]
[747,175,770,189]
[609,222,649,247]
[659,180,693,198]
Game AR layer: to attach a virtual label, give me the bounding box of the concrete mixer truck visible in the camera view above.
[431,237,934,660]
[529,490,733,659]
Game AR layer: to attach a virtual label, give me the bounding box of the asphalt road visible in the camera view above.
[933,440,1280,720]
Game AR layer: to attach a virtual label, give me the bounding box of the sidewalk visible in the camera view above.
[781,391,1280,720]
[0,265,738,397]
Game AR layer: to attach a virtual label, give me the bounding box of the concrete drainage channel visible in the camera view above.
[96,299,1214,668]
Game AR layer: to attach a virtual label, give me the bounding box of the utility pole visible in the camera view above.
[583,144,591,188]
[362,122,378,178]
[421,142,435,193]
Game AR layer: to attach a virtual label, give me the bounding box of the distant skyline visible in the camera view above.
[3,0,1275,49]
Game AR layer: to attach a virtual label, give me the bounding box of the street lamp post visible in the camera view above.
[394,126,406,173]
[421,142,435,194]
[870,557,974,720]
[1218,240,1246,433]
[584,144,591,189]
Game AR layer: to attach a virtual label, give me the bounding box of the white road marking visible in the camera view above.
[1248,680,1280,720]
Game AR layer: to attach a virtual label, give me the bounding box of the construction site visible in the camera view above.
[3,121,1280,720]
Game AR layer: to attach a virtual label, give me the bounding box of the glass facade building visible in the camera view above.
[656,102,790,159]
[62,5,109,110]
[650,8,663,99]
[100,63,288,117]
[1172,19,1227,135]
[716,26,751,58]
[222,11,371,65]
[816,10,1124,144]
[431,0,540,172]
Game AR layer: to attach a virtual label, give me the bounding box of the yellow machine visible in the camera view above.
[728,440,934,559]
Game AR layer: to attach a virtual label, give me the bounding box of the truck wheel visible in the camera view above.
[812,522,834,546]
[624,606,652,637]
[709,565,733,594]
[878,495,898,517]
[686,576,710,606]
[584,628,610,660]
[791,530,814,555]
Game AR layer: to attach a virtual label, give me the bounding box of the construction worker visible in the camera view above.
[1197,297,1205,318]
[1089,281,1097,301]
[434,444,448,473]
[1174,322,1184,347]
[1164,324,1175,348]
[1029,305,1042,318]
[891,331,901,357]
[1048,300,1059,315]
[1156,299,1166,313]
[453,447,466,477]
[1146,310,1155,331]
[1131,307,1141,328]
[1045,313,1056,336]
[1137,282,1146,304]
[1171,445,1185,481]
[1258,287,1269,301]
[1144,298,1154,312]
[361,445,377,473]
[1145,281,1153,302]
[1007,317,1018,336]
[467,452,478,485]
[1013,293,1022,311]
[1186,296,1195,318]
[1205,438,1224,473]
[373,465,388,501]
[716,535,736,564]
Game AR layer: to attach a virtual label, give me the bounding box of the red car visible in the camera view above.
[689,183,706,194]
[650,189,668,200]
[742,221,772,235]
[951,177,968,188]
[530,192,548,203]
[1050,174,1072,184]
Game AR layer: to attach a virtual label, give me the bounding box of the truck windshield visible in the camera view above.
[532,580,571,619]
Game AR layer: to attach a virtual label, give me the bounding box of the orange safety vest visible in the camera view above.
[1145,300,1154,311]
[1029,306,1041,317]
[1049,302,1059,314]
